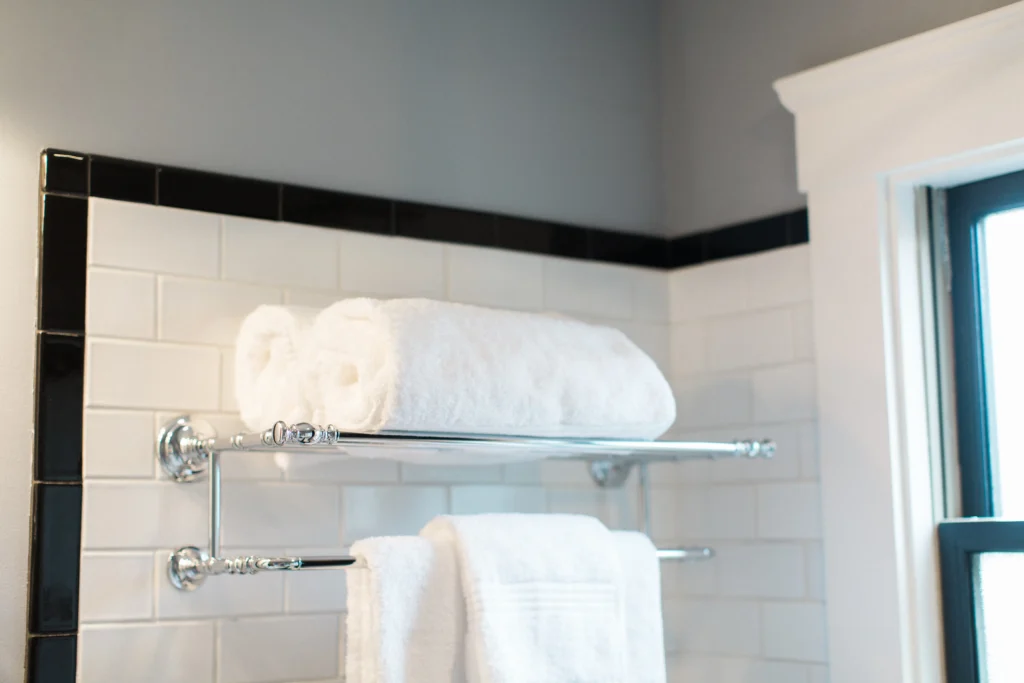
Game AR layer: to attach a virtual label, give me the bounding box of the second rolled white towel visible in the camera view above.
[302,297,676,439]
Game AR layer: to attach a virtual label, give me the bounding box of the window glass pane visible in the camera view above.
[981,208,1024,517]
[976,552,1024,682]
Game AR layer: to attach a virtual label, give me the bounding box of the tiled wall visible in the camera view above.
[78,197,824,681]
[665,244,827,683]
[78,198,673,683]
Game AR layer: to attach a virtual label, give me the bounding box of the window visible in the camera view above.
[939,169,1024,683]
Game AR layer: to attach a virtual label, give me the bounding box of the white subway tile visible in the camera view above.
[800,421,820,479]
[83,409,155,478]
[546,487,633,530]
[677,485,757,541]
[401,463,503,485]
[86,268,156,339]
[660,557,717,598]
[672,598,761,656]
[284,288,344,308]
[670,258,749,322]
[670,322,707,376]
[447,244,543,310]
[159,276,281,345]
[543,258,633,320]
[633,268,670,323]
[724,658,816,683]
[706,308,795,371]
[808,664,830,683]
[223,218,338,290]
[450,486,547,514]
[221,483,339,547]
[86,340,220,411]
[285,546,347,613]
[618,321,670,372]
[79,552,154,622]
[283,453,399,483]
[156,551,284,619]
[762,601,828,662]
[806,542,826,600]
[342,486,448,540]
[89,198,220,277]
[672,373,753,430]
[501,461,543,484]
[716,543,806,598]
[83,481,207,550]
[758,483,823,539]
[220,348,239,413]
[541,459,610,486]
[793,302,815,360]
[752,362,817,423]
[339,231,445,297]
[219,615,340,683]
[79,621,214,683]
[745,245,812,310]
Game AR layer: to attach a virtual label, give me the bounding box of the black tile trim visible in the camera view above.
[27,634,77,683]
[40,148,809,271]
[668,208,809,269]
[31,152,90,681]
[35,334,85,483]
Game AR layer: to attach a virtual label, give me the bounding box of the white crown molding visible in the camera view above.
[775,1,1024,115]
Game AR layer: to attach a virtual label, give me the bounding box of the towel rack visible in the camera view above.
[158,416,774,590]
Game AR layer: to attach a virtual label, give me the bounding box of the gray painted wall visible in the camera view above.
[0,1,658,677]
[660,0,1019,236]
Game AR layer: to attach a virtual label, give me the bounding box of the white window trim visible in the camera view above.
[775,3,1024,682]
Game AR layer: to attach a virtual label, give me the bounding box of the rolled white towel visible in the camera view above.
[234,305,318,431]
[303,297,675,439]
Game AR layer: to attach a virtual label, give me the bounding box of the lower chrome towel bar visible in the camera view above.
[158,416,774,591]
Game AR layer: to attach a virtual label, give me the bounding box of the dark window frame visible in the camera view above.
[939,170,1024,683]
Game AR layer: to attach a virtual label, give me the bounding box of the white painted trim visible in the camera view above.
[775,1,1024,117]
[774,3,1024,681]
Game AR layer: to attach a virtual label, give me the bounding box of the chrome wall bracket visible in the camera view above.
[158,415,213,482]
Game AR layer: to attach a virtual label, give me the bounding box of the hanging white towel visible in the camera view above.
[345,536,464,683]
[234,305,318,430]
[420,514,628,683]
[302,297,676,439]
[612,531,667,683]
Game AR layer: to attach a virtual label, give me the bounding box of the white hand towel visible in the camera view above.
[612,531,667,683]
[304,297,676,440]
[234,305,318,431]
[420,514,628,683]
[345,536,465,683]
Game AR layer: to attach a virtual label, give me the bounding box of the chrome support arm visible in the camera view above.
[168,546,357,591]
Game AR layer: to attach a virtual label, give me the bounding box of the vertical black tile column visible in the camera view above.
[27,150,89,683]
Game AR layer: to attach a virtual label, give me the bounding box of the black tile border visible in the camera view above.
[39,149,808,271]
[26,148,810,681]
[29,152,89,683]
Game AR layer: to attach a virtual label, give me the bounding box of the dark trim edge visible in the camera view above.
[29,152,88,683]
[938,519,1024,683]
[42,149,809,271]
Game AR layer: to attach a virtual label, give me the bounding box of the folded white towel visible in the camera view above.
[420,514,628,683]
[345,536,464,683]
[303,297,676,440]
[234,305,318,431]
[613,531,667,683]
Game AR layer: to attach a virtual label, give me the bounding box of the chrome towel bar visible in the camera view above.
[158,416,773,591]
